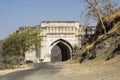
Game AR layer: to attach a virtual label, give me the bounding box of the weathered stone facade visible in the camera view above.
[19,21,95,63]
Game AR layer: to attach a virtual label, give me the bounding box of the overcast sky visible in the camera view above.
[0,0,120,40]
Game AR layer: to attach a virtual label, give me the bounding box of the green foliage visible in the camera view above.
[2,59,12,64]
[0,57,13,69]
[1,28,42,64]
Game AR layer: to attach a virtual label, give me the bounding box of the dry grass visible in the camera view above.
[104,9,120,22]
[108,22,120,34]
[84,9,120,53]
[0,64,33,75]
[84,34,105,52]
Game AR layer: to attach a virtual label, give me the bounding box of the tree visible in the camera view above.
[81,0,117,34]
[1,28,42,63]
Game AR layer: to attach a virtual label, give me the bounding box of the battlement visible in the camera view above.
[40,21,80,28]
[41,21,79,23]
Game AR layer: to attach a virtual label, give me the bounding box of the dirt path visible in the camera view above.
[0,55,120,80]
[57,55,120,80]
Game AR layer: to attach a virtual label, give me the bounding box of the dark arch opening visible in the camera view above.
[51,39,72,62]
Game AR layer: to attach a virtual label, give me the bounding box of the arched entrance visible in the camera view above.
[50,39,73,62]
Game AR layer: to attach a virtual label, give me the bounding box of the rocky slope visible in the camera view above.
[78,9,120,63]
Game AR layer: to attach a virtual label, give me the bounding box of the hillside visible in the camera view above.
[78,9,120,63]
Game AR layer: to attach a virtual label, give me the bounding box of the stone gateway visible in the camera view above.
[19,21,94,63]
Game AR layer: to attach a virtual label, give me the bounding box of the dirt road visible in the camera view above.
[0,55,120,80]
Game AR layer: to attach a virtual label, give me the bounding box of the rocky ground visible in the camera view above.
[0,55,120,80]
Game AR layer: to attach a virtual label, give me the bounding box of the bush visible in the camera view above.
[0,59,13,69]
